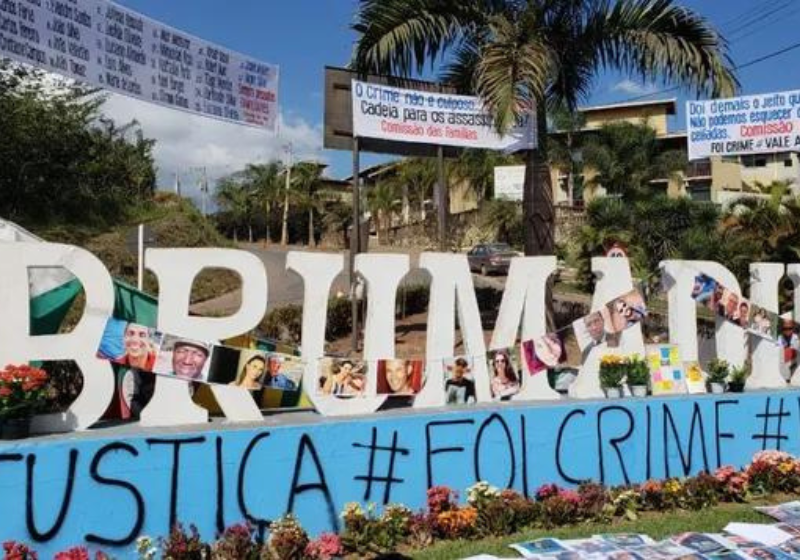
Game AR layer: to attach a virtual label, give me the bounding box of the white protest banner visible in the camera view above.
[351,79,535,150]
[0,0,278,129]
[493,165,525,201]
[686,90,800,160]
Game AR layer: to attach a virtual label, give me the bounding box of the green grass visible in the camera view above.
[409,495,790,559]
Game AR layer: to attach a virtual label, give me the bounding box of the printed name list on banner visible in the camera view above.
[351,79,536,150]
[0,0,278,130]
[686,90,800,160]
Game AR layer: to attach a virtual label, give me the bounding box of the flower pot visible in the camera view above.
[708,382,726,394]
[629,385,648,397]
[0,416,30,440]
[604,387,623,399]
[727,381,745,393]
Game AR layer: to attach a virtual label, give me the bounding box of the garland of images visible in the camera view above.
[93,271,798,411]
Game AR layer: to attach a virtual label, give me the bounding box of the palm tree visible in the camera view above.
[235,162,282,244]
[394,157,437,222]
[214,176,250,241]
[723,180,800,262]
[367,180,402,244]
[351,0,737,255]
[449,148,520,203]
[548,104,586,205]
[291,161,327,247]
[582,121,686,200]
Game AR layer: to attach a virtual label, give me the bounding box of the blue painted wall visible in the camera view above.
[0,391,797,558]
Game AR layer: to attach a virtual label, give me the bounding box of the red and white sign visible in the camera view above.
[351,79,536,150]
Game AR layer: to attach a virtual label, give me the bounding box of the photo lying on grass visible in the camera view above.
[488,348,520,400]
[318,357,367,397]
[443,356,476,405]
[97,317,162,371]
[153,335,212,382]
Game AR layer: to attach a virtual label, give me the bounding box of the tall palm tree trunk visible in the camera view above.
[281,190,290,246]
[523,104,555,256]
[264,201,271,247]
[308,207,315,248]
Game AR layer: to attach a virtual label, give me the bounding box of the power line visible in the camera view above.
[620,38,800,103]
[719,0,774,29]
[726,0,794,37]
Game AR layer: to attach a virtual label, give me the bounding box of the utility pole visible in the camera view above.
[174,171,182,197]
[200,167,208,217]
[281,142,293,246]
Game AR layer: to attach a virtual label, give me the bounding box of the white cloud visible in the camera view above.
[100,93,324,203]
[611,79,658,96]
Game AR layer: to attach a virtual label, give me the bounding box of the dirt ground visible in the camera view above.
[325,309,584,368]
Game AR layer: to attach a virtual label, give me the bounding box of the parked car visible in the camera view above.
[466,243,518,275]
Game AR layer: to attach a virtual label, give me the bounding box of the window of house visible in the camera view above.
[785,158,793,167]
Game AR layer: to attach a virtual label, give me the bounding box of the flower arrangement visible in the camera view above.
[3,541,38,560]
[706,358,730,386]
[18,451,800,559]
[266,515,309,560]
[599,355,626,391]
[0,364,49,420]
[210,523,259,560]
[625,355,650,388]
[159,523,206,560]
[304,533,343,560]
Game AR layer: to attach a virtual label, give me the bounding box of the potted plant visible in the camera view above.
[728,364,749,393]
[599,355,625,398]
[706,359,729,394]
[626,355,650,397]
[0,364,49,440]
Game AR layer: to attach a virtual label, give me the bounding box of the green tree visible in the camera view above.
[548,104,586,204]
[214,176,251,241]
[292,161,327,247]
[367,180,402,244]
[582,121,686,200]
[351,0,737,255]
[394,157,437,222]
[0,61,156,228]
[722,180,800,263]
[449,149,520,203]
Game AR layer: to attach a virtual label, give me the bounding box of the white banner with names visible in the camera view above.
[0,0,279,129]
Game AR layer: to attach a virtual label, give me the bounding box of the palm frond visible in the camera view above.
[589,0,738,97]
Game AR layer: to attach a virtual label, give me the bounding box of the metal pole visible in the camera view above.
[281,143,293,246]
[137,223,144,291]
[350,137,361,353]
[437,145,446,250]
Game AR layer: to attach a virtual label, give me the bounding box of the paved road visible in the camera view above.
[191,245,434,315]
[190,244,591,316]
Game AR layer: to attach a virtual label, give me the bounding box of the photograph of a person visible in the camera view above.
[377,358,424,396]
[153,335,211,382]
[691,274,717,308]
[749,304,780,339]
[737,300,751,328]
[265,354,302,391]
[521,333,565,375]
[572,309,620,350]
[488,348,520,400]
[205,345,242,385]
[318,358,367,397]
[97,318,162,371]
[443,356,476,404]
[779,318,800,371]
[606,290,648,333]
[230,350,269,390]
[717,289,739,321]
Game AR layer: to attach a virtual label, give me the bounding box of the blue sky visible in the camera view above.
[105,0,800,192]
